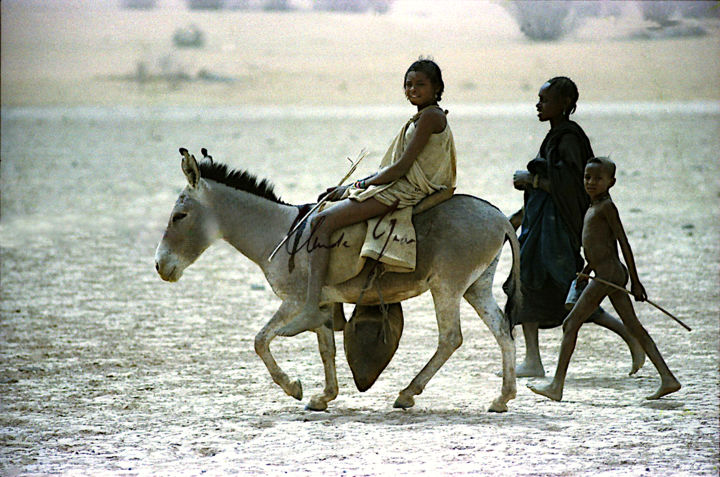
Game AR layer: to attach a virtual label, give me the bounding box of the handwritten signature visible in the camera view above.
[286,206,415,262]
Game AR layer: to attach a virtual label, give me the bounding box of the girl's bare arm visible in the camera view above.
[604,201,647,301]
[366,109,445,186]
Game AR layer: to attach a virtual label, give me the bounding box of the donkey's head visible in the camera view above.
[155,148,220,282]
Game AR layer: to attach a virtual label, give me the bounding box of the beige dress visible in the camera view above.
[347,107,457,208]
[322,107,458,282]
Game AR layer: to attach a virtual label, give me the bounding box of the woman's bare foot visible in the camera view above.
[497,360,545,378]
[516,360,546,378]
[645,377,681,400]
[528,381,563,401]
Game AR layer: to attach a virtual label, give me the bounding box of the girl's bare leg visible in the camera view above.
[529,280,607,401]
[607,291,681,399]
[277,198,391,337]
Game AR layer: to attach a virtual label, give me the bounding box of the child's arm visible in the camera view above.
[603,201,647,301]
[366,109,445,186]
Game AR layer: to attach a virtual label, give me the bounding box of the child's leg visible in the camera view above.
[278,197,391,337]
[588,309,645,375]
[528,280,607,401]
[607,291,681,399]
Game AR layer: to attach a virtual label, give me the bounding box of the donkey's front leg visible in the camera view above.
[254,301,303,400]
[306,320,338,411]
[394,291,463,409]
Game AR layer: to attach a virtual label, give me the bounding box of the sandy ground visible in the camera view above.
[1,1,719,476]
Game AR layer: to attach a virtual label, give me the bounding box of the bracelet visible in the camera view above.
[532,174,540,189]
[354,179,367,189]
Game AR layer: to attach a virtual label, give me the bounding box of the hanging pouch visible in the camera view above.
[344,303,404,392]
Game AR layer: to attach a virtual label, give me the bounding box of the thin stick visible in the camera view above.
[577,273,691,332]
[267,149,368,262]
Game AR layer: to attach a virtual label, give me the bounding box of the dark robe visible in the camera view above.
[514,121,594,328]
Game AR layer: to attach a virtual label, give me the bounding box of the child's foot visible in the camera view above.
[527,381,563,401]
[645,377,681,400]
[277,307,328,337]
[629,341,646,375]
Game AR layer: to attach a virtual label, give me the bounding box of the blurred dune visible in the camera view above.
[1,0,719,106]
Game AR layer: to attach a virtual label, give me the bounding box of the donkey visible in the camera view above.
[155,149,521,412]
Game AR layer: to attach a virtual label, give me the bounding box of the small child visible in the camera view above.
[529,157,681,401]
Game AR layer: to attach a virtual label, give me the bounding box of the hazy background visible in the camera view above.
[2,0,719,107]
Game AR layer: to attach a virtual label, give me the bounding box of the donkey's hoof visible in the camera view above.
[306,397,328,412]
[488,398,508,413]
[288,379,303,401]
[393,394,415,409]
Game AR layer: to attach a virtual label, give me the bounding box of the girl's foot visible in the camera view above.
[645,377,681,400]
[277,308,327,336]
[527,381,563,401]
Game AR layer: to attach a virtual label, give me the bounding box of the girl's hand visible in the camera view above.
[513,170,533,190]
[630,280,647,302]
[318,185,347,202]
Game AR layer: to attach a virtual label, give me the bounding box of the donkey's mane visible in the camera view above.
[198,160,287,205]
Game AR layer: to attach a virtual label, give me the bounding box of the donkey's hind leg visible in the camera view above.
[394,287,463,409]
[254,300,305,401]
[306,321,339,411]
[464,262,517,412]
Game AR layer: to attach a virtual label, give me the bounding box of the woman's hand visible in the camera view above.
[513,170,534,190]
[630,280,647,302]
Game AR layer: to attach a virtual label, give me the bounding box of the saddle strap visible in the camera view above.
[353,262,392,344]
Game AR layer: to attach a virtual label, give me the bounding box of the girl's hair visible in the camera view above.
[546,76,579,117]
[405,59,444,102]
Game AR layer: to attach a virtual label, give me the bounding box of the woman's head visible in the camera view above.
[544,76,579,117]
[404,59,444,103]
[536,76,579,125]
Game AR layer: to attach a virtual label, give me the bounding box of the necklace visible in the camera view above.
[591,193,611,205]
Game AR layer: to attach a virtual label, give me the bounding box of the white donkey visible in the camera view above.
[155,149,521,412]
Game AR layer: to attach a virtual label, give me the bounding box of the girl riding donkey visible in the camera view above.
[278,58,456,337]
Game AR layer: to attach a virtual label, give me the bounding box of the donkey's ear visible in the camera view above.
[180,148,200,188]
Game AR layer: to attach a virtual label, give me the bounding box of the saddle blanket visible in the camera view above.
[325,205,416,286]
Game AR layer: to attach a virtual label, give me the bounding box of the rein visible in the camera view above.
[285,203,313,273]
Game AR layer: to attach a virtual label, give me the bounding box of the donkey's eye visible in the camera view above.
[172,212,187,224]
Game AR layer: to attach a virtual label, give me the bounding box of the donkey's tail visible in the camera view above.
[501,222,522,336]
